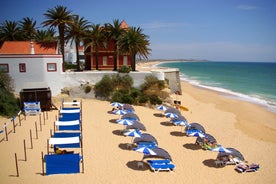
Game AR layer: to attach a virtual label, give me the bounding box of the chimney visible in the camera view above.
[30,41,35,54]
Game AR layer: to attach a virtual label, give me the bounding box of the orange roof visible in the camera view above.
[0,41,58,54]
[120,20,129,29]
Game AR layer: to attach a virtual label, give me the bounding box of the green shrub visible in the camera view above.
[149,95,162,105]
[0,72,20,117]
[94,75,114,99]
[118,66,131,73]
[140,75,165,92]
[84,85,92,93]
[138,95,149,104]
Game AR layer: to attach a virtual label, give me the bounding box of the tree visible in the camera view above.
[65,15,91,71]
[19,17,37,41]
[42,5,73,71]
[84,24,106,70]
[0,20,21,41]
[104,19,126,71]
[118,26,151,71]
[35,28,56,42]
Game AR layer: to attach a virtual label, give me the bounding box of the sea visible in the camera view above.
[157,61,276,113]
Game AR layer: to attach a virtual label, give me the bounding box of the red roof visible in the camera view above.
[120,20,129,29]
[0,41,58,54]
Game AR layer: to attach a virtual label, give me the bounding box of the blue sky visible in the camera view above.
[1,0,276,62]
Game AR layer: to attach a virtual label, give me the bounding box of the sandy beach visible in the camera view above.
[1,61,276,184]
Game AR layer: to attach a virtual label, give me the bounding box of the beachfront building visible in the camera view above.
[0,41,63,93]
[84,20,131,70]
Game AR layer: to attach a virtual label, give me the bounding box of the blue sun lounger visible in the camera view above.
[136,141,158,148]
[55,120,81,131]
[59,112,81,121]
[49,136,81,148]
[146,159,175,172]
[45,153,82,175]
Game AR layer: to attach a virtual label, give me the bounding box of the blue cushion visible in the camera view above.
[147,159,171,164]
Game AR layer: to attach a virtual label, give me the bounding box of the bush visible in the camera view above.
[94,75,114,99]
[137,95,149,104]
[84,85,92,94]
[0,72,20,117]
[118,66,131,73]
[140,75,165,92]
[149,95,162,105]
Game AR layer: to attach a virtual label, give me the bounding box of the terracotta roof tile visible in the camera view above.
[0,41,58,54]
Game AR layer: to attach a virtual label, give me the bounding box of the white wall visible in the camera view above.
[0,55,180,96]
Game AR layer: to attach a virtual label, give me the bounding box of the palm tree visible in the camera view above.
[118,27,151,71]
[19,17,37,41]
[84,24,106,70]
[65,15,91,71]
[0,20,21,41]
[42,5,73,71]
[105,19,126,71]
[35,28,56,42]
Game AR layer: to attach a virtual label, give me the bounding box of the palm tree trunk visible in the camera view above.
[59,24,65,72]
[95,48,99,70]
[113,41,117,71]
[131,54,136,71]
[75,40,80,71]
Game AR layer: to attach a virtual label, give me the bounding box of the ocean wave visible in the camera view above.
[180,75,276,113]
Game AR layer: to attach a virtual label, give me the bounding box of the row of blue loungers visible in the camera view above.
[44,101,83,175]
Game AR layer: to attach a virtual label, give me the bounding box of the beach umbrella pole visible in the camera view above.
[14,153,19,177]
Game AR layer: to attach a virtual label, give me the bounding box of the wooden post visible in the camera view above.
[41,152,44,176]
[55,115,57,121]
[15,153,19,177]
[12,118,15,133]
[39,114,42,131]
[18,115,21,126]
[23,139,27,161]
[35,121,38,139]
[17,110,21,126]
[46,111,48,120]
[4,124,8,141]
[43,111,45,125]
[47,139,49,155]
[29,129,33,149]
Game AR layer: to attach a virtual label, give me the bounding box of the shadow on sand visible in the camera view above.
[160,121,173,127]
[153,113,165,118]
[170,131,185,137]
[126,160,149,171]
[203,159,218,168]
[118,143,133,151]
[183,143,202,151]
[109,119,117,124]
[112,130,124,136]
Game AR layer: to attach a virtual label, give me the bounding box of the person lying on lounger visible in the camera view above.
[54,146,74,154]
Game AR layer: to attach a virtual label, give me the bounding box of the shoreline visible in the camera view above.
[137,60,276,143]
[149,60,276,114]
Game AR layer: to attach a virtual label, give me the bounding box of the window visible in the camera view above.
[103,56,107,66]
[123,56,128,65]
[19,63,26,72]
[47,63,57,72]
[0,64,9,73]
